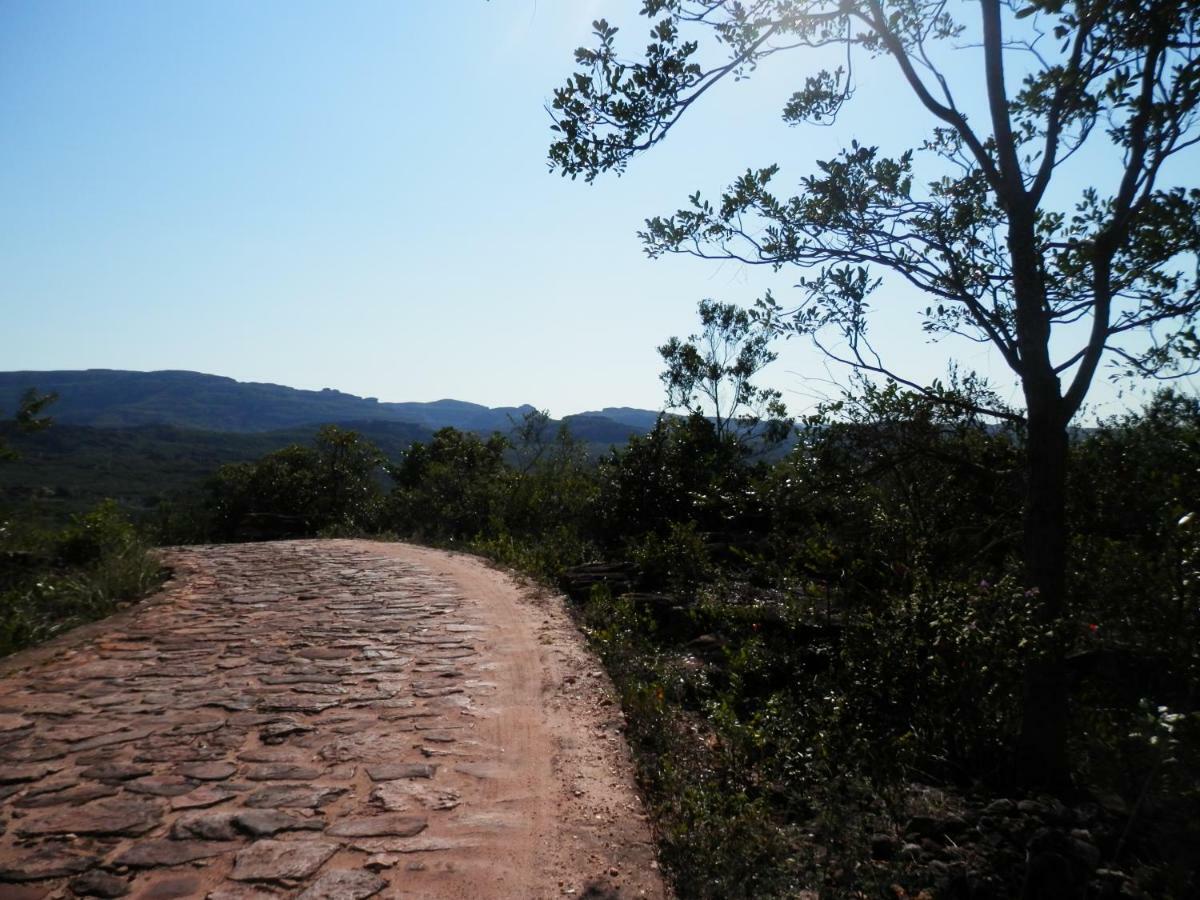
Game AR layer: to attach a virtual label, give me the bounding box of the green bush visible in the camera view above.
[1,500,164,657]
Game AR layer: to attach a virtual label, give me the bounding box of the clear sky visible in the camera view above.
[1,1,1193,420]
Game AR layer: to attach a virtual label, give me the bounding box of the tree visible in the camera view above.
[387,428,510,540]
[206,427,384,539]
[0,390,56,462]
[659,298,792,446]
[549,1,1200,787]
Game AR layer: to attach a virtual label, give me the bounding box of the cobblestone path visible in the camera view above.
[0,540,664,900]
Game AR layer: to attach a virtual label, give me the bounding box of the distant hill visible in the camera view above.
[575,407,665,431]
[0,370,541,433]
[0,370,670,524]
[0,369,660,436]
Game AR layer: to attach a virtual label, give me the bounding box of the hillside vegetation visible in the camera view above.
[138,384,1198,899]
[2,375,1197,897]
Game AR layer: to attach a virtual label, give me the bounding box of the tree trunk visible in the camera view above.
[1007,208,1073,791]
[1014,373,1072,790]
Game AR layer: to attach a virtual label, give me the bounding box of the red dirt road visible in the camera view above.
[0,540,666,899]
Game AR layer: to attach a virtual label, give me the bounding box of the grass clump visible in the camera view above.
[1,500,164,657]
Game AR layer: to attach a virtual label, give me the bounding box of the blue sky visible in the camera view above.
[1,1,1192,419]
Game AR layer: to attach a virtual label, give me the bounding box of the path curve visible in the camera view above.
[0,540,666,899]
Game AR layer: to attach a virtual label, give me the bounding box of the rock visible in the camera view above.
[0,844,97,881]
[258,696,341,714]
[170,786,238,810]
[237,749,310,764]
[79,762,153,782]
[296,870,387,899]
[0,764,62,785]
[126,775,199,797]
[259,720,315,744]
[176,761,238,781]
[904,815,939,837]
[69,870,130,897]
[259,674,342,685]
[327,815,427,838]
[112,839,239,868]
[170,719,227,736]
[14,783,119,807]
[171,811,241,841]
[71,725,157,753]
[348,837,477,855]
[244,785,346,809]
[229,840,340,882]
[1017,799,1047,817]
[16,796,162,837]
[370,782,459,812]
[131,875,205,898]
[0,714,33,734]
[1023,851,1076,899]
[984,798,1016,816]
[940,814,969,836]
[206,886,281,900]
[870,833,899,861]
[234,810,327,837]
[243,764,324,781]
[1069,838,1101,871]
[365,764,436,781]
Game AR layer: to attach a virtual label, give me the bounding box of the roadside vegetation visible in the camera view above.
[134,365,1197,898]
[5,362,1197,894]
[1,393,165,658]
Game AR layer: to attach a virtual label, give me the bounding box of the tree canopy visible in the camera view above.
[550,0,1200,787]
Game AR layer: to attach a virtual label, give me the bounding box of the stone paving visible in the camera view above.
[0,540,653,899]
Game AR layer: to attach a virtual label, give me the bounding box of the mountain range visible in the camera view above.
[0,370,662,437]
[0,370,666,521]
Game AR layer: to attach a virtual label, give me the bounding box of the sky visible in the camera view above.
[1,1,1194,420]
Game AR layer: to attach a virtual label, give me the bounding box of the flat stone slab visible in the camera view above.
[176,761,237,781]
[364,763,436,781]
[229,839,340,882]
[370,782,460,812]
[0,844,97,881]
[244,785,347,809]
[0,763,62,785]
[112,839,238,868]
[0,714,34,734]
[327,814,428,838]
[170,809,327,841]
[242,764,324,781]
[15,797,163,837]
[169,785,238,810]
[79,762,153,782]
[125,775,198,797]
[68,870,131,897]
[296,870,388,899]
